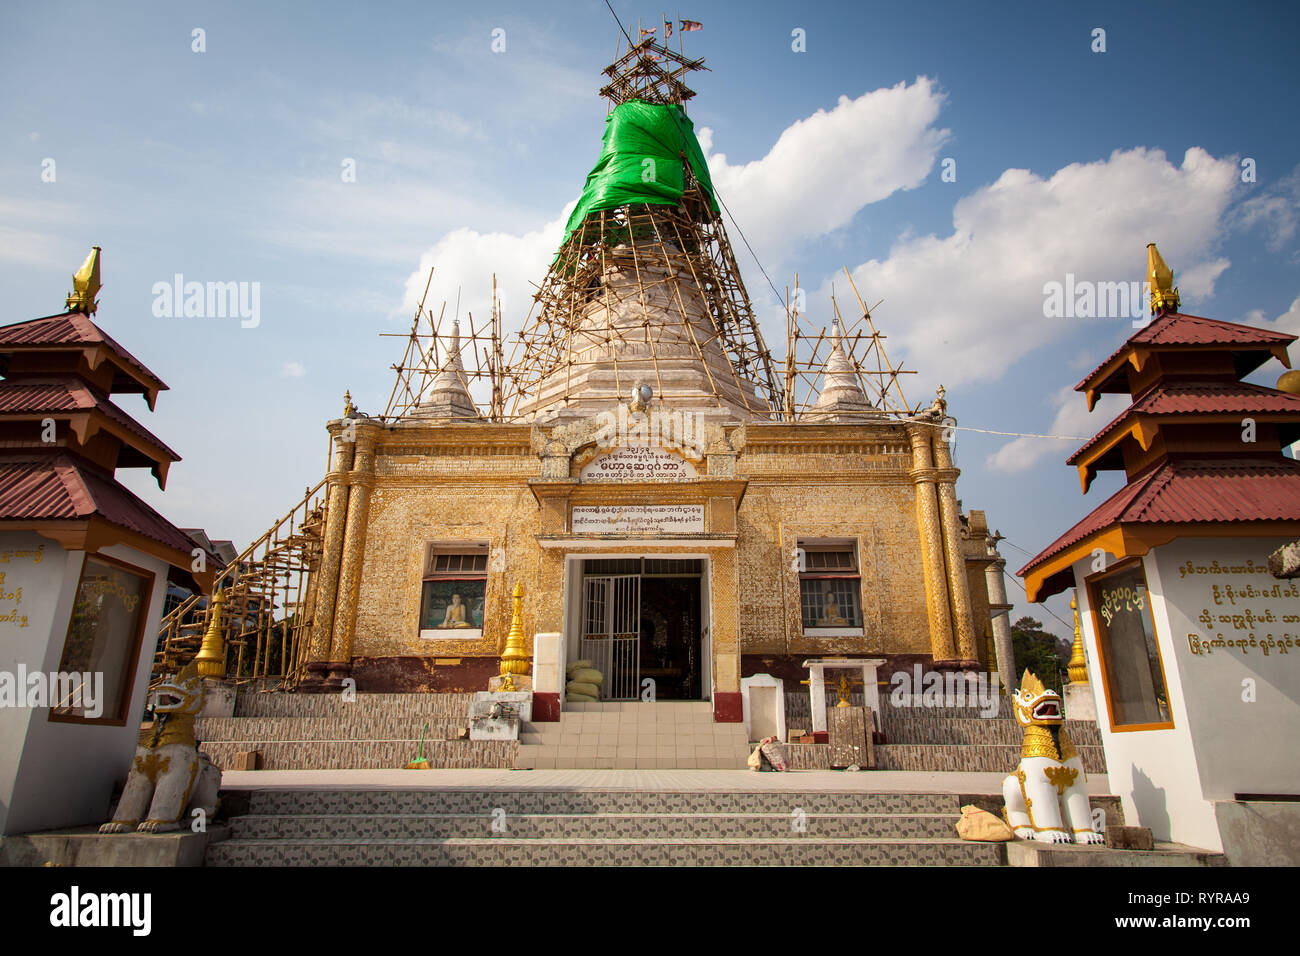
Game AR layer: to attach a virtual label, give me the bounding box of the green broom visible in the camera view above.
[405,722,430,769]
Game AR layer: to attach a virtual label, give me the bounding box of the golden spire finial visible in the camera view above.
[1067,593,1089,684]
[498,582,531,691]
[343,390,355,417]
[1147,242,1180,316]
[65,246,102,315]
[194,589,227,679]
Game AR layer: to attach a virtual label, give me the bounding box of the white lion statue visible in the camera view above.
[1001,670,1104,844]
[100,661,221,834]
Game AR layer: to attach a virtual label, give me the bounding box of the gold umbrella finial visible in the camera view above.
[1147,243,1180,316]
[1067,593,1089,684]
[65,246,102,315]
[498,582,530,691]
[194,589,227,679]
[343,390,355,417]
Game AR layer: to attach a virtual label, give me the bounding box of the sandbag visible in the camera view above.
[759,737,790,772]
[567,659,594,673]
[569,667,604,686]
[566,680,600,697]
[747,735,790,772]
[566,692,598,702]
[955,805,1014,842]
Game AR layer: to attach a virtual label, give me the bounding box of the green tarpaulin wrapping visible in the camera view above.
[560,99,719,248]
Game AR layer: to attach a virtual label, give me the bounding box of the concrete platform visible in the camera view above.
[1006,839,1226,867]
[217,767,1112,794]
[0,824,231,867]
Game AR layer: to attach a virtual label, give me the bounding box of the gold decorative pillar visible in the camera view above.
[326,427,377,686]
[907,423,956,663]
[932,430,979,664]
[710,545,743,723]
[303,419,356,686]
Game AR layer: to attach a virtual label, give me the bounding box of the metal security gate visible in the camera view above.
[580,574,640,700]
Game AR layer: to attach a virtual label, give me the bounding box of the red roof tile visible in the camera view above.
[0,453,199,561]
[0,312,167,393]
[1075,311,1295,393]
[1068,381,1300,464]
[1018,457,1300,576]
[1132,312,1295,348]
[0,377,180,461]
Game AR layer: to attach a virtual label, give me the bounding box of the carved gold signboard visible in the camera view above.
[580,446,698,482]
[571,504,705,534]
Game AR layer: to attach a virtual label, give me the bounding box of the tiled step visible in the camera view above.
[242,788,965,816]
[197,690,513,771]
[783,742,1106,774]
[515,701,747,770]
[229,811,961,841]
[209,787,1152,866]
[514,746,750,770]
[232,692,476,719]
[197,716,465,743]
[880,717,1103,748]
[561,701,714,712]
[207,836,1006,866]
[873,744,1107,775]
[200,739,516,771]
[786,694,1018,724]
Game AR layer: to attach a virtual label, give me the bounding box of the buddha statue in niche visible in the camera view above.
[441,593,472,628]
[818,586,849,627]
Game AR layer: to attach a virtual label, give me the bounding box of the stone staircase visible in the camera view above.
[206,788,1009,866]
[198,690,1106,775]
[783,694,1107,774]
[514,701,751,770]
[196,692,516,771]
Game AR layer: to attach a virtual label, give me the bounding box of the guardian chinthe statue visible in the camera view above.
[100,662,220,834]
[1002,670,1104,844]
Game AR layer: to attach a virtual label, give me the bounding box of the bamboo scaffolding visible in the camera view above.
[777,268,920,420]
[152,479,329,692]
[379,264,506,422]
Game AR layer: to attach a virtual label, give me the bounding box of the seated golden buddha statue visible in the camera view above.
[441,593,472,628]
[817,590,849,627]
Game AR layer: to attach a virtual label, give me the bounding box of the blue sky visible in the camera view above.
[3,0,1298,637]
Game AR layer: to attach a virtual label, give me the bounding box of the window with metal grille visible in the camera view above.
[429,552,487,575]
[584,558,703,576]
[798,541,863,630]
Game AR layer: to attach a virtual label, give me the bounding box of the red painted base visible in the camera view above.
[533,692,561,722]
[713,692,743,723]
[812,731,829,743]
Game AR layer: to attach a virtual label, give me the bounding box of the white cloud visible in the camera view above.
[280,361,306,378]
[836,147,1241,392]
[699,77,949,255]
[987,386,1127,473]
[1240,293,1300,378]
[400,202,575,353]
[1270,295,1300,336]
[1235,164,1300,253]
